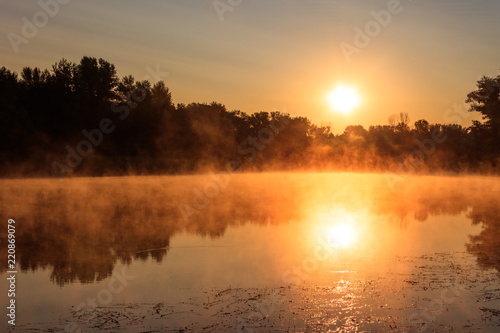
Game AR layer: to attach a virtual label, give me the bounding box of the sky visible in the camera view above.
[1,0,499,133]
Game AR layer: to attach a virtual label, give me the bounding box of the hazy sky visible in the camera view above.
[1,0,499,132]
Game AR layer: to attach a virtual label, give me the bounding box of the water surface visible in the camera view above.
[1,173,499,332]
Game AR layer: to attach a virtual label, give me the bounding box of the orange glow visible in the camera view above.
[327,223,357,247]
[311,208,361,249]
[327,85,361,114]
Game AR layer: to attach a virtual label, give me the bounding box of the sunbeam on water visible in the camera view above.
[328,222,357,247]
[312,209,362,249]
[1,173,500,332]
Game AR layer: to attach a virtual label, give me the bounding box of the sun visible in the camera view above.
[327,85,361,114]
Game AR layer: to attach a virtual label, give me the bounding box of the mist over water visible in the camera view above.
[1,172,500,331]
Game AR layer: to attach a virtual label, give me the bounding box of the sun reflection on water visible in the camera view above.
[313,208,362,249]
[327,223,357,247]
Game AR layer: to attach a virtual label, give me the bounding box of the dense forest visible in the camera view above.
[0,56,499,177]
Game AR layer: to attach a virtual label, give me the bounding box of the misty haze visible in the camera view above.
[2,1,500,332]
[2,173,500,331]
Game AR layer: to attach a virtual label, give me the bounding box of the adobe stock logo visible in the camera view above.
[213,0,243,21]
[340,0,412,64]
[7,0,71,54]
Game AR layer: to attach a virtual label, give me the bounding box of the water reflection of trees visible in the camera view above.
[0,176,304,286]
[466,201,500,273]
[377,177,500,274]
[0,174,499,285]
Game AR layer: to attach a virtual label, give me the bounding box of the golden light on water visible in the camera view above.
[327,85,361,114]
[312,208,361,249]
[327,223,357,247]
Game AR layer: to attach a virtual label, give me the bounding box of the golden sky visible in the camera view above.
[1,0,498,132]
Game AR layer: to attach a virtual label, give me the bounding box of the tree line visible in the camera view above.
[0,56,499,177]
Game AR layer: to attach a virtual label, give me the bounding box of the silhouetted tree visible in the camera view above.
[466,74,500,129]
[1,58,500,176]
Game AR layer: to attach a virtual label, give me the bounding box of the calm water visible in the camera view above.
[1,173,500,332]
